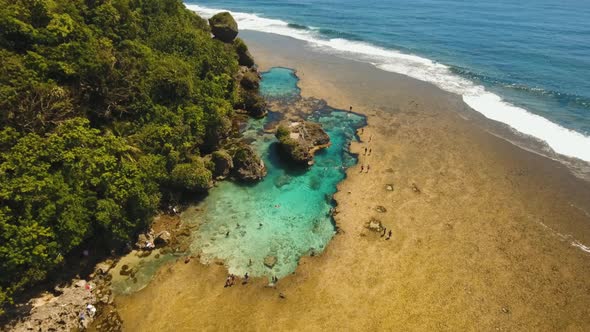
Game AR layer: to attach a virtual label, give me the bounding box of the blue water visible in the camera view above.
[190,68,364,278]
[187,0,590,162]
[259,66,301,99]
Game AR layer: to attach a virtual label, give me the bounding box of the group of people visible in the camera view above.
[381,227,392,240]
[224,273,251,287]
[360,164,370,173]
[78,298,97,329]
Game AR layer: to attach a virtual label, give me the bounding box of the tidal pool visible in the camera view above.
[111,68,364,294]
[190,68,365,278]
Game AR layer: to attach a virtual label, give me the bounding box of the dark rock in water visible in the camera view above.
[208,12,238,42]
[309,176,321,190]
[230,142,267,181]
[273,174,292,188]
[212,150,234,179]
[264,255,277,268]
[275,121,330,166]
[234,38,255,67]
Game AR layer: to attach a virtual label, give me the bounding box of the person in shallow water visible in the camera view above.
[360,165,364,173]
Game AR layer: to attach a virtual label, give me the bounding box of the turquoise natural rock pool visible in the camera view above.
[191,68,365,278]
[259,66,301,99]
[111,68,364,293]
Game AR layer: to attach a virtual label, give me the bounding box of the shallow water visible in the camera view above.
[190,68,364,278]
[110,68,364,293]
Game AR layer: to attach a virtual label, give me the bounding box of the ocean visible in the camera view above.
[186,0,590,162]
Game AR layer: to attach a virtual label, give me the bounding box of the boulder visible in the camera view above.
[264,255,277,268]
[154,231,171,246]
[231,143,267,182]
[209,12,238,42]
[365,218,384,232]
[135,233,154,250]
[240,90,267,118]
[234,38,255,67]
[212,150,234,179]
[240,71,260,90]
[275,121,330,166]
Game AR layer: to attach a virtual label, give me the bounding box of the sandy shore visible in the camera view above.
[115,31,590,331]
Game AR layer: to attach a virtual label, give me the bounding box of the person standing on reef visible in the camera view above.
[364,147,368,155]
[366,164,370,173]
[349,106,353,112]
[386,230,392,240]
[243,273,249,285]
[360,165,364,173]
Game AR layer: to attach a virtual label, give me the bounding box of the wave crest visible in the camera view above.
[186,3,590,162]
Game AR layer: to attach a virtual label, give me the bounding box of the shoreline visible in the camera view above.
[114,30,590,330]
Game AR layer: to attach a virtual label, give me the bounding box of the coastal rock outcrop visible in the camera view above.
[230,143,267,181]
[208,12,238,42]
[211,150,234,179]
[234,38,255,67]
[275,121,330,166]
[236,67,267,118]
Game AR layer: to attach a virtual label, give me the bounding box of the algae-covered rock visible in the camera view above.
[264,255,277,268]
[230,143,267,181]
[240,90,267,118]
[234,38,255,67]
[240,70,260,90]
[209,12,238,42]
[211,149,234,179]
[275,121,330,166]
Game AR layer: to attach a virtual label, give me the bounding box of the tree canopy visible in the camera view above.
[0,0,249,313]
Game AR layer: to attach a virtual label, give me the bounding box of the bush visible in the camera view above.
[171,159,213,192]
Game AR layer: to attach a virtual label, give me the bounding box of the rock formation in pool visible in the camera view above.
[275,121,331,166]
[208,12,238,42]
[229,142,268,181]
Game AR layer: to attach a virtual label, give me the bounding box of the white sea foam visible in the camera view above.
[187,4,590,162]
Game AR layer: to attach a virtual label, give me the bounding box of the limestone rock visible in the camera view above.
[264,255,277,268]
[240,70,260,90]
[240,90,267,118]
[135,233,154,250]
[275,121,330,166]
[155,231,171,246]
[365,218,384,233]
[230,143,267,182]
[234,38,255,67]
[209,12,238,42]
[211,150,234,179]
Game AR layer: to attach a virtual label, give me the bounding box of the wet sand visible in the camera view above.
[116,31,590,331]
